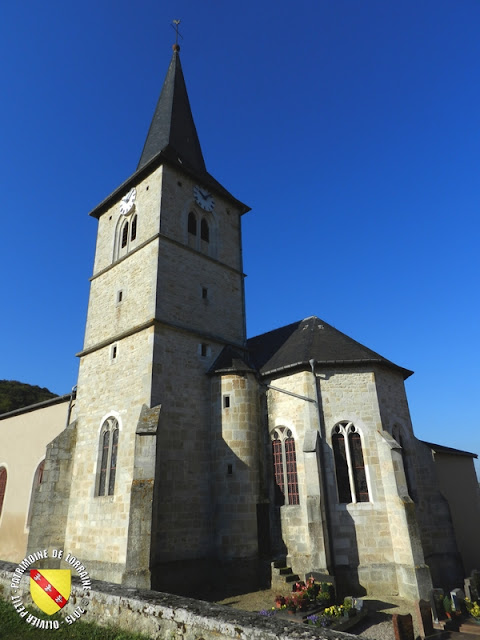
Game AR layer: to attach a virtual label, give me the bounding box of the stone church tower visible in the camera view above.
[27,41,470,601]
[28,44,259,591]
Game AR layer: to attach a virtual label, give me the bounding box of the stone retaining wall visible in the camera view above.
[0,560,347,640]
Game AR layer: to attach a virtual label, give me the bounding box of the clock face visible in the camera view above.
[193,185,215,212]
[120,188,137,215]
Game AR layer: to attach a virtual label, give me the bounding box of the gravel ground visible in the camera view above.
[215,590,413,640]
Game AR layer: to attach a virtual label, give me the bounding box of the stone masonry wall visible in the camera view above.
[64,329,155,584]
[212,372,262,560]
[92,166,163,275]
[27,421,77,559]
[266,370,328,577]
[318,367,400,596]
[0,561,343,640]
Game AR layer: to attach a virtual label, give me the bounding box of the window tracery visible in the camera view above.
[97,417,119,496]
[332,422,369,503]
[271,427,299,506]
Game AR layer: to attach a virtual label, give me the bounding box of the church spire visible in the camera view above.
[137,43,207,175]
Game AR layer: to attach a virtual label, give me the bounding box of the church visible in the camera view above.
[1,42,480,602]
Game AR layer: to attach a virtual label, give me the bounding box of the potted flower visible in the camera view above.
[285,595,298,614]
[274,595,286,609]
[316,588,331,607]
[297,591,309,611]
[465,598,480,623]
[343,597,356,618]
[443,596,453,619]
[306,576,320,601]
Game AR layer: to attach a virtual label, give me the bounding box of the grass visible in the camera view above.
[0,597,153,640]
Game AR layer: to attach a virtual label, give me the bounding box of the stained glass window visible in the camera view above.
[332,431,352,503]
[0,467,7,517]
[97,418,119,497]
[271,428,299,506]
[332,422,369,504]
[285,438,299,505]
[349,431,369,502]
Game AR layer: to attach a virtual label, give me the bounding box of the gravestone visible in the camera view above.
[430,589,444,623]
[451,588,465,612]
[470,571,480,601]
[465,578,475,602]
[393,613,414,640]
[415,599,434,638]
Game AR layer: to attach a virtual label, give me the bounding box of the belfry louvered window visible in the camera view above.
[188,212,197,235]
[130,214,137,241]
[201,218,209,242]
[271,427,299,506]
[121,221,129,248]
[97,417,119,496]
[332,422,369,503]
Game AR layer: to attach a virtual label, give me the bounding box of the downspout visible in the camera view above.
[66,385,77,427]
[309,359,334,576]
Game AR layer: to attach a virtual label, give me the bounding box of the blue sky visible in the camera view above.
[1,1,479,471]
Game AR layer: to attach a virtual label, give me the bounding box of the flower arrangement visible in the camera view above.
[274,595,286,609]
[305,575,320,600]
[324,604,344,618]
[306,613,330,627]
[259,608,276,617]
[465,598,480,620]
[443,596,453,617]
[285,595,298,612]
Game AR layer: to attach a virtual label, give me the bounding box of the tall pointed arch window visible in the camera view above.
[201,218,209,243]
[130,214,137,241]
[121,220,129,248]
[26,459,45,528]
[188,212,197,235]
[114,188,138,261]
[332,422,369,503]
[97,417,119,496]
[0,467,7,518]
[271,427,299,506]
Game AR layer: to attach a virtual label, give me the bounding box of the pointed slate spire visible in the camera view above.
[137,44,206,174]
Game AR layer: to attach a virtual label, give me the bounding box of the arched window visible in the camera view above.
[188,212,197,236]
[271,427,299,506]
[332,429,351,503]
[121,221,129,248]
[332,422,369,503]
[0,467,7,518]
[97,417,119,496]
[130,214,137,241]
[201,218,209,242]
[26,460,45,528]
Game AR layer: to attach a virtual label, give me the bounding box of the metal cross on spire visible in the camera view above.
[171,19,183,46]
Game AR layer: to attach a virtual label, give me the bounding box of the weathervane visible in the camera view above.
[171,19,183,47]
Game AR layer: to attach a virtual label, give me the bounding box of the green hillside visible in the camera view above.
[0,380,58,415]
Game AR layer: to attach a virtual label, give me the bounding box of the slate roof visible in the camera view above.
[209,346,255,375]
[89,46,249,219]
[137,46,206,175]
[421,441,478,459]
[246,316,413,379]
